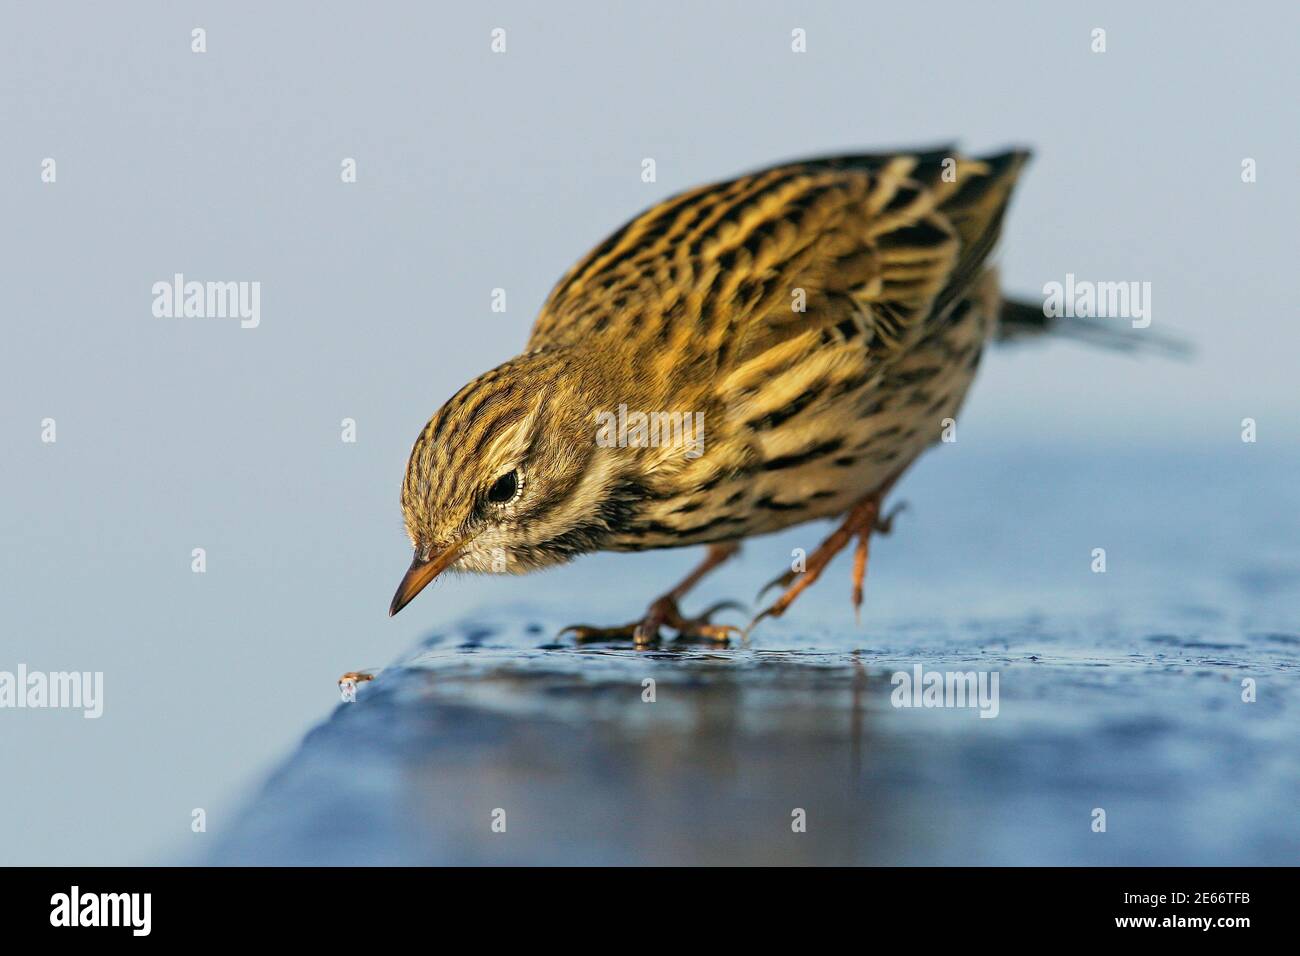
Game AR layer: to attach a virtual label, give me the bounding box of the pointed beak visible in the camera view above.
[388,541,464,617]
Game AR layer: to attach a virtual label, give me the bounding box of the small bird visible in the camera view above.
[387,146,1161,644]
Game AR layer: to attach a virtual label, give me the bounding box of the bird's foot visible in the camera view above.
[753,501,907,604]
[561,597,745,648]
[748,494,905,635]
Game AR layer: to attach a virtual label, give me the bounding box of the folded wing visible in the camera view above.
[528,147,1031,374]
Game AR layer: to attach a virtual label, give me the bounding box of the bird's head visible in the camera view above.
[389,347,633,616]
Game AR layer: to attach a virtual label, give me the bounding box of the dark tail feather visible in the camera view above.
[997,298,1193,358]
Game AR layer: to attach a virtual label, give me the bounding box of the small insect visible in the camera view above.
[387,146,1175,644]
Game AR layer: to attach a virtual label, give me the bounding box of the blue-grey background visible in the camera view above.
[2,1,1297,865]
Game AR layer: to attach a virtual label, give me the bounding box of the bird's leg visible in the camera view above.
[561,542,743,647]
[665,541,740,603]
[755,500,907,603]
[851,500,908,621]
[749,494,905,633]
[850,530,870,624]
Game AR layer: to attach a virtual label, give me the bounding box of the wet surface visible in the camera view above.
[213,606,1300,865]
[207,440,1300,865]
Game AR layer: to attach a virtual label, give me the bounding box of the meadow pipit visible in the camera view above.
[386,146,1100,643]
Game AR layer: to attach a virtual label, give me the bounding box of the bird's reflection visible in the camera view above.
[386,620,891,864]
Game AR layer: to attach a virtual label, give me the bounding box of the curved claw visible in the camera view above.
[755,570,796,604]
[559,623,640,644]
[668,600,744,643]
[743,605,778,639]
[697,623,743,642]
[694,599,747,622]
[875,501,909,535]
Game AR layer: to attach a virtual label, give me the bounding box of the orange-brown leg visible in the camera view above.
[755,500,906,600]
[851,531,869,623]
[561,542,743,647]
[851,501,906,622]
[749,493,905,633]
[664,541,739,603]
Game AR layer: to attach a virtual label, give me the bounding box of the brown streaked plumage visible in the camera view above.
[389,146,1039,641]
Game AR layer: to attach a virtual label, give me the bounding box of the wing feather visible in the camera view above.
[528,147,1030,374]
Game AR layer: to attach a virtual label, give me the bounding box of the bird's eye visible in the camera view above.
[486,469,520,505]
